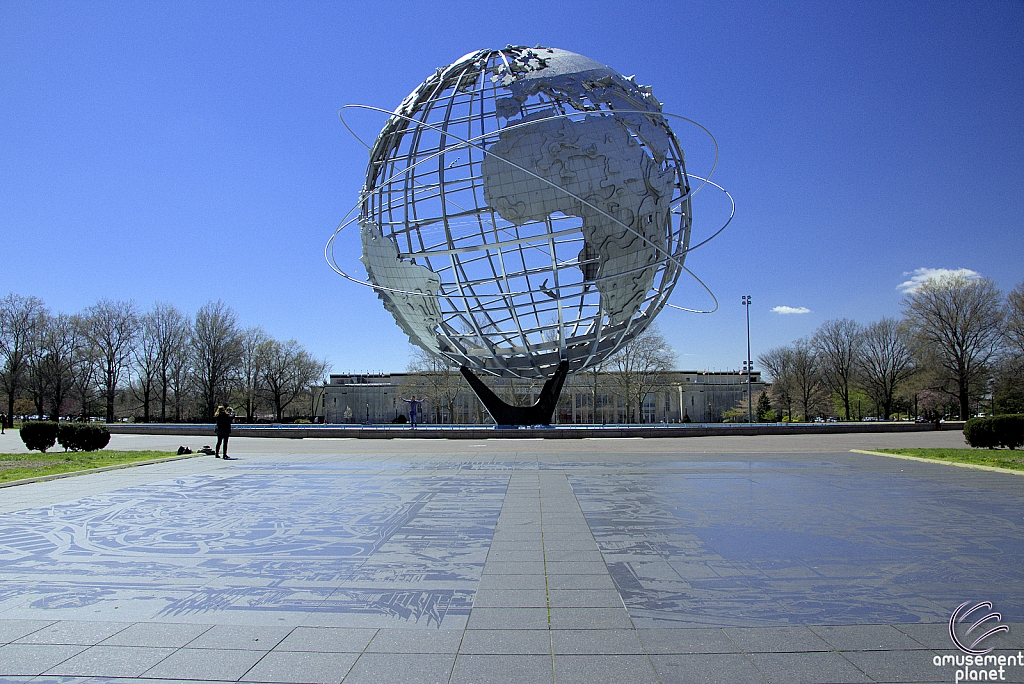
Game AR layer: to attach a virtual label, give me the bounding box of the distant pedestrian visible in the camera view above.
[0,413,6,434]
[400,396,423,428]
[214,406,235,459]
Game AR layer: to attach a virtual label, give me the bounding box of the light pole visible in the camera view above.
[742,295,753,423]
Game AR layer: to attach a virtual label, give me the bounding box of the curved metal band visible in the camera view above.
[327,170,729,317]
[326,103,731,317]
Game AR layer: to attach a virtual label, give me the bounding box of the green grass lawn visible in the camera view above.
[877,448,1024,472]
[0,450,183,484]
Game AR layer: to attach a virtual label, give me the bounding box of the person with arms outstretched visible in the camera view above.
[400,396,424,428]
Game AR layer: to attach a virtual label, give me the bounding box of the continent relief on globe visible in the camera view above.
[482,112,675,325]
[359,220,443,354]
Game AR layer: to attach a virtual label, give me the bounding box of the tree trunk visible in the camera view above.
[160,379,168,422]
[50,380,65,420]
[591,372,598,425]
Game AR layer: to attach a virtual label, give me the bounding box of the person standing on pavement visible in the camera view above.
[0,413,6,434]
[400,396,423,428]
[214,405,235,459]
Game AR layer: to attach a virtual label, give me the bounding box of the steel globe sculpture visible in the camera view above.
[329,46,730,424]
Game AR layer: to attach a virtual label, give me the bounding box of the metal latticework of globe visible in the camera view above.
[331,46,720,380]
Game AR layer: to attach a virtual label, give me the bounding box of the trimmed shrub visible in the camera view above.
[964,415,1024,449]
[85,424,111,451]
[57,423,81,451]
[20,421,59,452]
[964,418,997,448]
[992,415,1024,450]
[57,423,111,452]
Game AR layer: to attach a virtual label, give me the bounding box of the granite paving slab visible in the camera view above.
[450,654,554,684]
[241,650,357,683]
[44,644,176,677]
[0,436,1019,683]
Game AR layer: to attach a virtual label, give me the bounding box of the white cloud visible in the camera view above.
[897,267,981,294]
[772,306,811,315]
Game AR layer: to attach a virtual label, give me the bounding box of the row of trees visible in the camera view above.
[0,294,330,424]
[758,275,1023,421]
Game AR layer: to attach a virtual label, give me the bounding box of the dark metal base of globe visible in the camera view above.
[460,361,570,427]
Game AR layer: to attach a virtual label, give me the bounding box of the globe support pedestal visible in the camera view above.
[460,361,569,427]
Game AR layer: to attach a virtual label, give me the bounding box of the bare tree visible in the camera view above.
[813,319,864,420]
[191,300,241,420]
[72,341,101,419]
[0,294,46,425]
[82,299,139,422]
[406,347,463,423]
[236,326,271,422]
[607,325,675,423]
[38,313,85,419]
[132,310,163,422]
[262,339,329,421]
[902,274,1005,419]
[857,318,916,419]
[25,322,48,418]
[758,345,795,420]
[584,357,610,424]
[167,336,191,421]
[150,303,190,422]
[789,337,828,421]
[992,281,1024,414]
[1007,281,1024,358]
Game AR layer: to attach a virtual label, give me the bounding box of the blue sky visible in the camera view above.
[2,1,1021,374]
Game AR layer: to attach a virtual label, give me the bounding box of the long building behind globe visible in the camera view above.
[351,46,696,381]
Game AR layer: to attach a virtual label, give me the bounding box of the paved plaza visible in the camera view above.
[0,429,1021,683]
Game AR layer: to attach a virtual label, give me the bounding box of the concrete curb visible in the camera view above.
[0,452,204,489]
[107,422,966,440]
[850,449,1024,476]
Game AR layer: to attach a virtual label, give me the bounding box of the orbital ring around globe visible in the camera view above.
[339,105,724,217]
[328,107,731,288]
[327,46,734,379]
[326,169,731,304]
[324,116,733,350]
[325,111,734,303]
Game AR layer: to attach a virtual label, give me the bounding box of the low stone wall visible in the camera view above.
[107,422,965,440]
